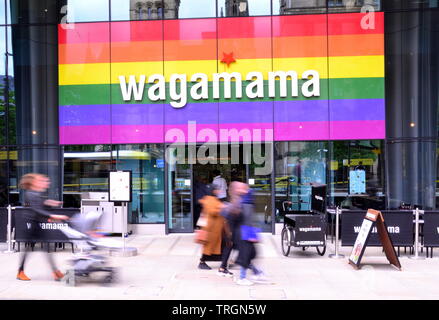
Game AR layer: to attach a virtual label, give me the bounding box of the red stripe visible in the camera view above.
[58,23,109,44]
[59,13,384,44]
[217,16,271,38]
[111,20,163,42]
[328,12,384,35]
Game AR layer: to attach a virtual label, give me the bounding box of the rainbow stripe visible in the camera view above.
[59,13,385,144]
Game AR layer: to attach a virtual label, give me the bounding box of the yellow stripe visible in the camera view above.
[329,55,384,78]
[59,63,110,85]
[59,55,384,85]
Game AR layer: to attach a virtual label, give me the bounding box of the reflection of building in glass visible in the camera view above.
[279,0,326,14]
[129,0,180,20]
[222,0,249,17]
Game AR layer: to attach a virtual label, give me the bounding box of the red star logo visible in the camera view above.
[221,52,236,67]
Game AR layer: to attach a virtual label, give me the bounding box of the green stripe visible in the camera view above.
[59,78,384,106]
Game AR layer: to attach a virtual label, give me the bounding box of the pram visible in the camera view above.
[60,210,123,286]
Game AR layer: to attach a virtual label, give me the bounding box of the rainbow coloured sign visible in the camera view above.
[58,12,385,144]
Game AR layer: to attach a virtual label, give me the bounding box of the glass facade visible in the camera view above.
[1,0,439,233]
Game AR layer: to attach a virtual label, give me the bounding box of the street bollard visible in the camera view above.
[329,206,345,259]
[409,208,425,260]
[3,205,16,254]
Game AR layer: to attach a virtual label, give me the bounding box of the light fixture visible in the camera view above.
[410,122,416,128]
[32,130,37,135]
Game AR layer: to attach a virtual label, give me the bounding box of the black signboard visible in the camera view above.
[423,211,439,247]
[14,207,79,242]
[341,210,414,247]
[0,207,7,242]
[284,214,326,246]
[310,184,326,213]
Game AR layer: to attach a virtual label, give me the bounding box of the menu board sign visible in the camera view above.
[109,171,132,202]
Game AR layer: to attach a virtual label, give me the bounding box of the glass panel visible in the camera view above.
[328,0,380,13]
[0,0,4,25]
[218,0,271,17]
[0,146,7,206]
[273,0,327,15]
[6,26,14,145]
[274,141,327,222]
[177,0,216,19]
[59,22,111,145]
[167,145,192,232]
[66,0,109,23]
[7,146,18,205]
[328,140,385,210]
[114,144,165,223]
[0,27,5,145]
[111,20,164,144]
[246,142,272,232]
[111,0,130,21]
[63,145,112,208]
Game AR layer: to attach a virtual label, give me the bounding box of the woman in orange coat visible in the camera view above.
[198,184,227,270]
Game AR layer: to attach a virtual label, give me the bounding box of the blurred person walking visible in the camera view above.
[16,173,69,281]
[212,170,228,201]
[198,184,226,270]
[218,181,248,276]
[234,189,270,286]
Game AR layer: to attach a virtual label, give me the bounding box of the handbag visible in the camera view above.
[241,225,261,242]
[194,229,208,244]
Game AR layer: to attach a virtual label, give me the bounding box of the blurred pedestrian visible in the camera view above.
[219,181,248,275]
[234,189,270,286]
[16,173,69,281]
[212,169,228,201]
[198,184,226,270]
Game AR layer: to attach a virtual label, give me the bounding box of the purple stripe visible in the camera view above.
[112,104,163,125]
[219,101,273,123]
[60,125,111,144]
[330,99,385,121]
[165,103,218,125]
[59,105,111,126]
[275,100,329,123]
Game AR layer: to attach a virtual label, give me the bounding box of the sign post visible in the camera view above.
[348,209,402,270]
[3,205,16,254]
[109,171,137,257]
[409,208,425,260]
[329,207,344,259]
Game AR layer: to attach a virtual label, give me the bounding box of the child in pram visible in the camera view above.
[60,210,123,286]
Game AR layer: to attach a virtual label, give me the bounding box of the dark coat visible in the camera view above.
[23,190,51,223]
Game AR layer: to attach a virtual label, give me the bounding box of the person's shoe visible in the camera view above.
[250,272,271,283]
[198,262,212,270]
[53,270,64,281]
[217,268,234,277]
[16,271,30,281]
[235,277,254,286]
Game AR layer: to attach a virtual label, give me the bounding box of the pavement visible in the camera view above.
[0,233,438,300]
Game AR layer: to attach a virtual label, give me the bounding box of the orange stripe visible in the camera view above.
[112,41,163,62]
[329,34,384,56]
[60,34,384,64]
[59,43,110,64]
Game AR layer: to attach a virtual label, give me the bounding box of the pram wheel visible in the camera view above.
[316,245,326,256]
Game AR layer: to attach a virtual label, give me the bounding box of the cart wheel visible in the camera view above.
[281,227,291,257]
[316,245,326,256]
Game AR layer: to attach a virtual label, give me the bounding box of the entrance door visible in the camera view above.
[167,146,193,233]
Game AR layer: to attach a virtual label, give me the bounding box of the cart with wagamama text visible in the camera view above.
[281,213,327,256]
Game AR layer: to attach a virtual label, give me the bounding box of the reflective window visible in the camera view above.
[6,27,14,145]
[274,141,328,222]
[177,0,216,19]
[111,0,168,21]
[273,0,327,15]
[111,0,130,21]
[63,145,112,208]
[0,27,5,145]
[0,0,5,25]
[0,146,7,206]
[328,0,380,13]
[66,0,109,23]
[328,140,385,210]
[218,0,271,17]
[114,144,165,223]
